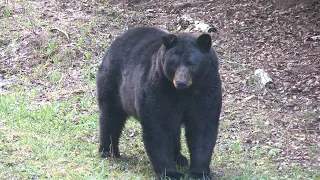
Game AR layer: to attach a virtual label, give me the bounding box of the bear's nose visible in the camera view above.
[176,80,188,89]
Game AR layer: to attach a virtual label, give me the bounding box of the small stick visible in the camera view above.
[173,1,215,10]
[50,27,70,42]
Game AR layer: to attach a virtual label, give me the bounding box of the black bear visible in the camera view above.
[97,27,222,179]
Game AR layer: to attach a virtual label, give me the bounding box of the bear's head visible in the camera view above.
[161,33,213,90]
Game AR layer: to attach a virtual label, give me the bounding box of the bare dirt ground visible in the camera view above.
[1,0,319,178]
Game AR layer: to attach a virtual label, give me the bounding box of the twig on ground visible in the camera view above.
[50,27,70,42]
[173,1,215,10]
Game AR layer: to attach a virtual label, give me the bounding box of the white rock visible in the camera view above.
[254,69,273,88]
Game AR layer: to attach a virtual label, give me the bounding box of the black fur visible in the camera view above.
[97,27,222,180]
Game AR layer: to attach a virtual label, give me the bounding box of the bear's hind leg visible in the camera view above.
[174,128,188,167]
[175,153,188,167]
[97,65,128,158]
[97,71,127,157]
[98,99,127,158]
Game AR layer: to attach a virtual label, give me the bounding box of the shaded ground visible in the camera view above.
[0,0,319,179]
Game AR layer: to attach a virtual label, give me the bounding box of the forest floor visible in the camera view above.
[0,0,319,179]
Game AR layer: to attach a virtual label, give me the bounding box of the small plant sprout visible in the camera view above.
[77,37,84,48]
[84,52,90,61]
[47,40,56,56]
[25,21,32,28]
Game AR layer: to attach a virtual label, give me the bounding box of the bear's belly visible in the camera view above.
[119,79,137,117]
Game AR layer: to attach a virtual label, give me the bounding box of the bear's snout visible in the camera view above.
[175,79,188,89]
[173,66,192,89]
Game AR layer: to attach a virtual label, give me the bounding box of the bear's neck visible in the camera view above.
[148,46,165,82]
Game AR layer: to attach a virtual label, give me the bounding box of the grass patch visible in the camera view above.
[0,86,152,179]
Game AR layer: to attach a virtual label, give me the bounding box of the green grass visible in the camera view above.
[0,85,152,179]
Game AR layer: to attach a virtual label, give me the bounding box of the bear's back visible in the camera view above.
[106,27,168,66]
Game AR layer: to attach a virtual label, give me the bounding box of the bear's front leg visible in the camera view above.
[138,92,185,179]
[141,117,184,180]
[185,92,221,179]
[185,117,219,179]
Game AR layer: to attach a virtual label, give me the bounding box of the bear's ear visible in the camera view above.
[162,34,177,48]
[196,34,212,52]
